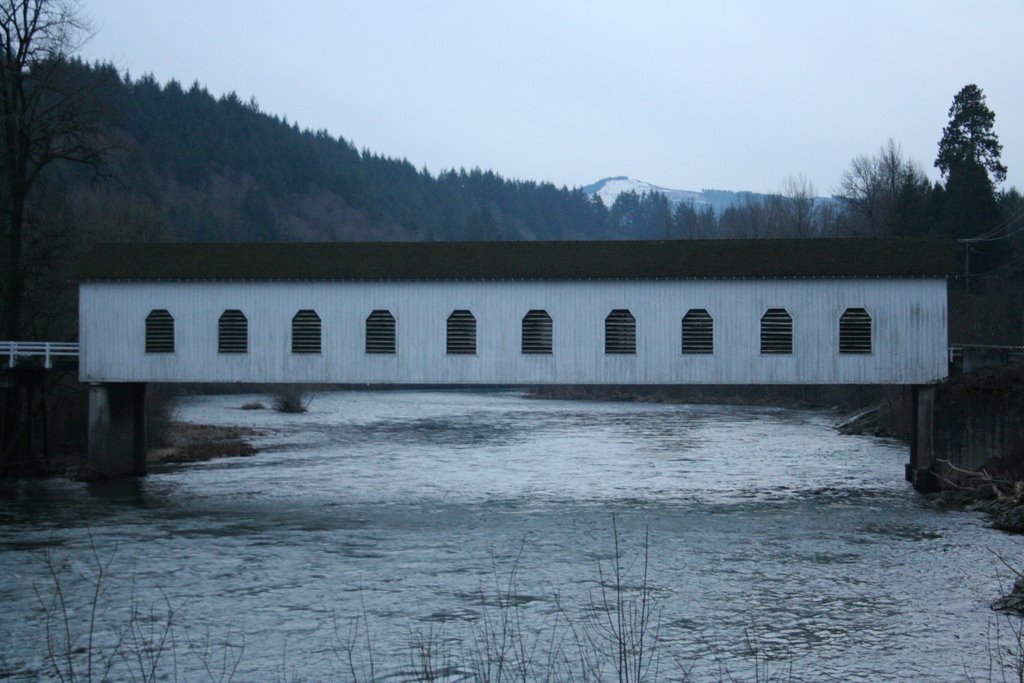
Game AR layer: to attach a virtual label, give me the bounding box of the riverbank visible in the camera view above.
[529,384,914,438]
[529,382,903,408]
[835,399,910,439]
[147,421,261,466]
[45,421,263,479]
[916,367,1024,534]
[927,454,1024,534]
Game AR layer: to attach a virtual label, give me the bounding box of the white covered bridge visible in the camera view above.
[75,238,953,476]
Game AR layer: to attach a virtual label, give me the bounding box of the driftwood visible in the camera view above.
[935,458,1024,536]
[991,551,1024,615]
[935,458,1024,503]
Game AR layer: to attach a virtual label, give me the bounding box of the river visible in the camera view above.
[1,390,1022,681]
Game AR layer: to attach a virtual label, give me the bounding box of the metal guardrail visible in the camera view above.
[6,340,1021,373]
[1,341,79,369]
[949,344,1024,372]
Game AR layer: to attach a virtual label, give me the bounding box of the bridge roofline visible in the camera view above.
[75,238,955,282]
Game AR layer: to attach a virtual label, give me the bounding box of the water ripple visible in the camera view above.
[0,390,1019,681]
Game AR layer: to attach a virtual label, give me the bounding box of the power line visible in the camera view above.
[976,250,1024,278]
[956,202,1024,291]
[961,202,1024,242]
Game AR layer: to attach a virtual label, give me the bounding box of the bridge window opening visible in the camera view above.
[291,310,322,354]
[839,307,872,354]
[605,309,636,355]
[218,310,248,353]
[366,310,396,354]
[760,308,793,354]
[145,309,174,353]
[447,310,476,355]
[522,310,553,354]
[681,309,713,354]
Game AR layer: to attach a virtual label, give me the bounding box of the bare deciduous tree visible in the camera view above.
[0,0,101,340]
[1,0,106,471]
[836,139,930,237]
[781,173,818,238]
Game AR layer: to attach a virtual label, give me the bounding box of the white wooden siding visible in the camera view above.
[79,278,948,385]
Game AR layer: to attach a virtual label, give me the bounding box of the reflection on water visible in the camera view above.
[1,390,1021,680]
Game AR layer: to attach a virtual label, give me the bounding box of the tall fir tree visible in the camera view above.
[936,84,1006,183]
[934,84,1005,240]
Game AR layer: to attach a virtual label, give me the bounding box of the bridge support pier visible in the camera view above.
[907,385,938,492]
[88,383,147,478]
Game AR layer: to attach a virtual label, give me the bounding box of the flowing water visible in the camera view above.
[1,390,1022,681]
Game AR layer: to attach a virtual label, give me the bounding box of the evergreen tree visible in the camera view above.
[937,162,1001,240]
[936,84,1006,183]
[933,85,1006,241]
[934,84,1010,285]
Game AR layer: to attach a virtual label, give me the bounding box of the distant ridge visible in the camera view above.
[582,176,772,214]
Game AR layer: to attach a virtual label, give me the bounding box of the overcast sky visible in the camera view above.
[79,1,1023,196]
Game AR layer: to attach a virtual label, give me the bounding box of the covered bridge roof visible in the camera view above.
[76,239,954,281]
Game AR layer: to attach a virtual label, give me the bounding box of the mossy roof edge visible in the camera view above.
[75,238,955,281]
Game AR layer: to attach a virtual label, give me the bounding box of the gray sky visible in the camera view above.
[79,0,1023,196]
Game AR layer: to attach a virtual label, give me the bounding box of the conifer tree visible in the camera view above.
[934,84,1006,240]
[935,84,1006,183]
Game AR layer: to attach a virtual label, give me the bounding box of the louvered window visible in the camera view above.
[522,310,553,354]
[681,309,713,354]
[447,310,476,355]
[366,309,396,354]
[760,308,793,354]
[218,310,248,353]
[605,309,636,355]
[839,307,872,354]
[291,309,321,354]
[145,309,174,353]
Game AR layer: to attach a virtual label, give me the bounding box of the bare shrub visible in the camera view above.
[326,523,672,682]
[38,539,123,682]
[407,621,456,682]
[29,522,830,681]
[333,602,376,683]
[37,532,177,683]
[37,534,246,683]
[468,556,537,682]
[583,517,663,683]
[186,625,245,683]
[270,385,311,414]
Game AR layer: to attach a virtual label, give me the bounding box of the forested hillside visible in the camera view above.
[13,63,1020,344]
[39,63,1024,251]
[52,61,644,243]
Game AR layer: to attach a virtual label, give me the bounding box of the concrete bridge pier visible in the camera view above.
[907,385,937,492]
[88,383,147,478]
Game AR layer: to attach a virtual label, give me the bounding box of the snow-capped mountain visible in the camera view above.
[582,177,768,214]
[581,177,709,209]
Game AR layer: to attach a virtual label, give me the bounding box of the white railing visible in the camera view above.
[0,341,79,369]
[949,344,1024,367]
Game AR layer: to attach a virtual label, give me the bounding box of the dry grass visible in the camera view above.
[148,423,261,465]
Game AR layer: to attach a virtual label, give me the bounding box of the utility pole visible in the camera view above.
[956,238,977,294]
